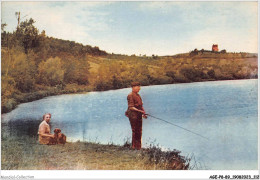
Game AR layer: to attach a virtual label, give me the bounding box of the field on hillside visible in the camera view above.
[87,53,258,90]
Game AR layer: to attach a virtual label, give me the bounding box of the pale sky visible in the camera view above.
[1,1,258,56]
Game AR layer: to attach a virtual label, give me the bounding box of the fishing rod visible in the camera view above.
[145,114,209,140]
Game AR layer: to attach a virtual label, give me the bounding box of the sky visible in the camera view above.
[1,1,258,56]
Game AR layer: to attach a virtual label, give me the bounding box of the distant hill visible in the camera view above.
[44,37,108,57]
[1,18,258,113]
[171,51,258,59]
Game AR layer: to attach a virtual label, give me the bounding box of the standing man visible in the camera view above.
[126,82,147,150]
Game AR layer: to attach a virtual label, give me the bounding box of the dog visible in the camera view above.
[47,136,57,145]
[53,128,67,144]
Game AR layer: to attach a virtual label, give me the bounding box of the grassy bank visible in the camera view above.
[1,135,190,170]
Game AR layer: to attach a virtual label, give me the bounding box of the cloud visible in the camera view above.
[35,2,112,43]
[2,2,112,45]
[135,1,258,54]
[136,1,257,27]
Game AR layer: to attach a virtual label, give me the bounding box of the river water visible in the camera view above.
[1,79,258,170]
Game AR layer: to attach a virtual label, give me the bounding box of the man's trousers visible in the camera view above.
[129,113,143,150]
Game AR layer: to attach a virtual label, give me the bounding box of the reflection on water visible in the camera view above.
[1,79,258,170]
[2,119,41,139]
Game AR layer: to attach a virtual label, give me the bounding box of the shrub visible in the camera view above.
[207,69,216,79]
[37,57,64,86]
[180,68,207,82]
[142,144,190,170]
[2,98,17,113]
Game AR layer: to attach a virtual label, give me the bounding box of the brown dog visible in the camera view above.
[47,136,57,145]
[54,128,66,144]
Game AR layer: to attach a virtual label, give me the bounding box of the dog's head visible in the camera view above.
[54,128,61,134]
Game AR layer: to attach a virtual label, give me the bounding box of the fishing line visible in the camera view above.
[145,114,209,140]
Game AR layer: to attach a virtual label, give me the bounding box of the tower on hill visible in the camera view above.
[212,44,219,52]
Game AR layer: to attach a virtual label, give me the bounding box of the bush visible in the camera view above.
[95,81,112,91]
[37,57,64,86]
[142,144,190,170]
[180,68,207,82]
[148,75,172,85]
[63,84,92,93]
[207,69,216,79]
[165,71,176,83]
[2,98,17,113]
[174,74,191,83]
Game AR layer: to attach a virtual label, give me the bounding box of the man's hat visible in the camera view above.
[131,82,141,87]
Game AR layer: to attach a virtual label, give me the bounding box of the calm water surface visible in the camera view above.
[1,79,258,170]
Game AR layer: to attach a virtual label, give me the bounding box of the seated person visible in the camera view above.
[38,113,55,145]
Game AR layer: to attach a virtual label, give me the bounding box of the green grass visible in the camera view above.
[1,135,190,170]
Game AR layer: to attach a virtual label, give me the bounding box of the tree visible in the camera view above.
[75,57,90,85]
[63,56,90,85]
[1,23,9,47]
[166,71,176,83]
[1,23,7,33]
[37,57,64,86]
[190,49,199,56]
[220,49,227,54]
[15,18,40,54]
[207,69,216,79]
[2,49,36,92]
[112,75,122,89]
[180,67,206,82]
[11,53,36,92]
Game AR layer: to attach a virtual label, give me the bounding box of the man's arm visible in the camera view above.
[130,107,145,114]
[141,107,147,118]
[128,94,145,114]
